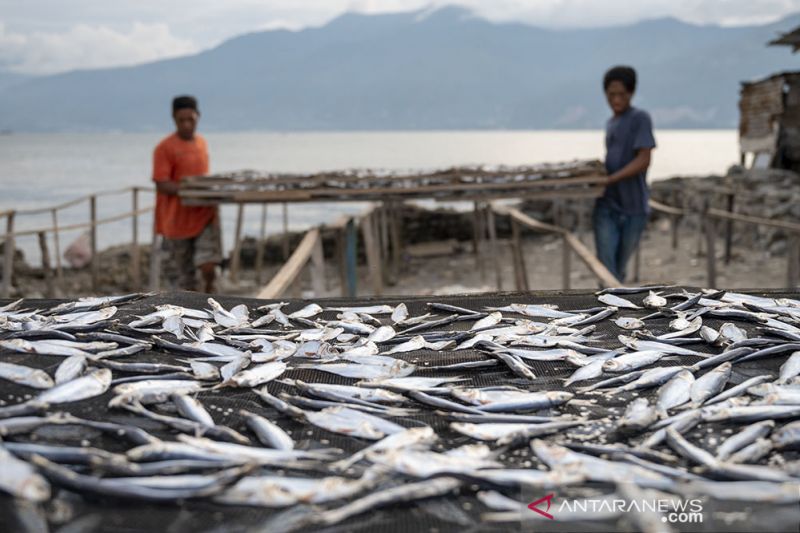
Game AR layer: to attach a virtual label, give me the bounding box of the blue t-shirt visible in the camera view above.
[599,106,656,215]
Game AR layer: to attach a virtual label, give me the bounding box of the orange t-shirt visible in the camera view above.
[152,133,216,239]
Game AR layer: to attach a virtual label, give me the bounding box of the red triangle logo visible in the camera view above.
[527,493,555,520]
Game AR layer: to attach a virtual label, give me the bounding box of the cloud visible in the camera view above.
[0,21,198,74]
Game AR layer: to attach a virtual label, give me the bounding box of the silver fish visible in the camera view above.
[618,335,704,356]
[240,410,294,450]
[719,322,747,345]
[0,362,54,389]
[298,360,416,380]
[220,353,252,382]
[728,439,774,463]
[224,361,287,388]
[111,379,204,405]
[563,353,617,386]
[0,444,51,501]
[172,394,215,427]
[306,477,463,528]
[472,391,573,412]
[598,294,640,309]
[326,305,394,315]
[643,291,667,309]
[716,420,775,459]
[53,354,87,385]
[305,406,405,440]
[367,447,500,477]
[772,420,800,449]
[214,468,383,507]
[35,368,112,405]
[614,317,644,330]
[208,298,246,328]
[485,303,573,319]
[190,361,220,381]
[0,338,93,357]
[657,316,702,340]
[618,398,658,433]
[331,426,437,471]
[689,362,731,408]
[616,366,686,392]
[493,352,536,381]
[391,303,409,324]
[777,351,800,384]
[177,435,334,464]
[678,480,800,504]
[705,375,773,405]
[602,350,666,373]
[163,315,186,339]
[471,312,502,331]
[384,336,426,355]
[699,325,721,344]
[656,370,695,414]
[357,376,467,392]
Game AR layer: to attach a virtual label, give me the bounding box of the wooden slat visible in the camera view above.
[8,207,154,238]
[707,207,800,233]
[648,199,685,216]
[257,228,320,299]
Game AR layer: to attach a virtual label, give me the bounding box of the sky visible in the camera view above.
[2,0,799,75]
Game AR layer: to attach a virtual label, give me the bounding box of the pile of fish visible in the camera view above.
[0,288,799,531]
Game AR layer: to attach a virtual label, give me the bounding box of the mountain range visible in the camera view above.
[1,6,799,132]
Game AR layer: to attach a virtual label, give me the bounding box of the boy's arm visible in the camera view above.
[153,144,180,195]
[607,148,652,185]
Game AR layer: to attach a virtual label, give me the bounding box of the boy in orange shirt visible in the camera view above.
[152,95,221,293]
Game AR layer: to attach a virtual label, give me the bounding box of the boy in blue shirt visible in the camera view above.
[594,66,656,282]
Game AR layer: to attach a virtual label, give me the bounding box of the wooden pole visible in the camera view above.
[1,212,15,298]
[473,201,486,282]
[282,203,290,261]
[510,219,529,291]
[485,205,502,291]
[724,192,734,265]
[670,188,680,250]
[389,201,402,281]
[255,204,268,285]
[378,203,391,285]
[230,203,244,283]
[562,233,571,290]
[361,212,383,296]
[51,208,63,283]
[89,195,98,292]
[37,231,54,298]
[705,211,717,289]
[787,235,799,289]
[345,219,357,297]
[337,228,348,297]
[149,225,161,292]
[131,187,141,290]
[310,233,325,296]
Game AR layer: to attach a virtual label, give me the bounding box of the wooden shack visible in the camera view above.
[739,71,800,171]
